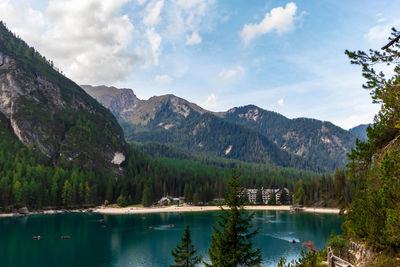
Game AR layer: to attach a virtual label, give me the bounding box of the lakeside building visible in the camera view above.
[246,188,290,204]
[158,195,184,205]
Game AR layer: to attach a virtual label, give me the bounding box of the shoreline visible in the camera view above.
[0,205,340,218]
[93,205,340,215]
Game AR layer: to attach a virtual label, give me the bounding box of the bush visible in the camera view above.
[116,195,128,207]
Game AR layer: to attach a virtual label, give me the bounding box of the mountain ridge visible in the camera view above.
[82,85,358,172]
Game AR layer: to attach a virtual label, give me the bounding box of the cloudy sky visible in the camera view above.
[1,0,399,129]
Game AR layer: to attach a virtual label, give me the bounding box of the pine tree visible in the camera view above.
[61,180,72,207]
[142,186,153,207]
[256,188,263,205]
[294,180,305,205]
[279,188,288,205]
[117,194,128,207]
[184,183,193,204]
[333,169,346,208]
[13,180,22,207]
[207,170,262,266]
[84,181,90,204]
[267,190,276,205]
[170,225,202,267]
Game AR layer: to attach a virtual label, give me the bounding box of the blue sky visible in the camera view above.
[1,0,400,129]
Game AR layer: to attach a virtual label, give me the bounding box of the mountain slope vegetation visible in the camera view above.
[223,105,356,171]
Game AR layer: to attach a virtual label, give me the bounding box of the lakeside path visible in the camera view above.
[93,205,340,215]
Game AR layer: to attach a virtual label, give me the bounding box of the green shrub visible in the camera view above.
[116,195,128,207]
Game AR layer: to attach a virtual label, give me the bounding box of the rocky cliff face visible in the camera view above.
[81,85,142,121]
[1,51,66,157]
[82,85,206,125]
[0,23,127,169]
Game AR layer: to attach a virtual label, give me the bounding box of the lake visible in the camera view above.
[0,210,343,266]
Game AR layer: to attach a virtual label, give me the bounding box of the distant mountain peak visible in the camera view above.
[349,123,371,141]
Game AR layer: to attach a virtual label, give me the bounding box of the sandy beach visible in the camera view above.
[0,205,340,218]
[0,209,90,218]
[93,205,340,215]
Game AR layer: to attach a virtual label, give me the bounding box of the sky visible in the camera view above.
[1,0,399,129]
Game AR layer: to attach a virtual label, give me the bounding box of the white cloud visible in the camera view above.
[377,17,386,23]
[155,74,173,83]
[277,98,284,106]
[0,0,139,85]
[219,65,245,80]
[137,0,148,5]
[365,21,400,42]
[202,93,218,109]
[185,31,202,45]
[333,111,377,130]
[143,0,164,26]
[240,2,297,45]
[145,27,162,66]
[164,0,215,43]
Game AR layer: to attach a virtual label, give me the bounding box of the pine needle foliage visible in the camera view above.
[170,225,202,267]
[207,170,262,266]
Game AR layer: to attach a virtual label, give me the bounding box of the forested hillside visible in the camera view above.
[223,105,356,171]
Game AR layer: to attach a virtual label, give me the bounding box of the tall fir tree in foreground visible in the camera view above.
[344,28,400,264]
[171,225,202,267]
[207,170,262,266]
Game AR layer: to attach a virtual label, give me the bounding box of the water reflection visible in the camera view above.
[0,211,343,267]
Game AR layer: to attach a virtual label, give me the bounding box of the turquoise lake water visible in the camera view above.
[0,210,343,266]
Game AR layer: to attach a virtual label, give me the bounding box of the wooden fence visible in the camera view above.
[327,247,354,267]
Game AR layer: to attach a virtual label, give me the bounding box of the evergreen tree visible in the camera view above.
[294,180,305,205]
[116,194,128,207]
[184,183,193,204]
[267,190,276,205]
[78,182,84,204]
[13,180,22,207]
[170,225,202,267]
[333,169,346,208]
[142,186,153,207]
[279,188,288,205]
[344,28,400,263]
[61,180,73,207]
[207,170,262,266]
[84,181,90,204]
[256,188,263,205]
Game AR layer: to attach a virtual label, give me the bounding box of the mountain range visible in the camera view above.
[82,85,362,172]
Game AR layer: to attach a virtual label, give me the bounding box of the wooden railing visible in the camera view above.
[327,247,354,267]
